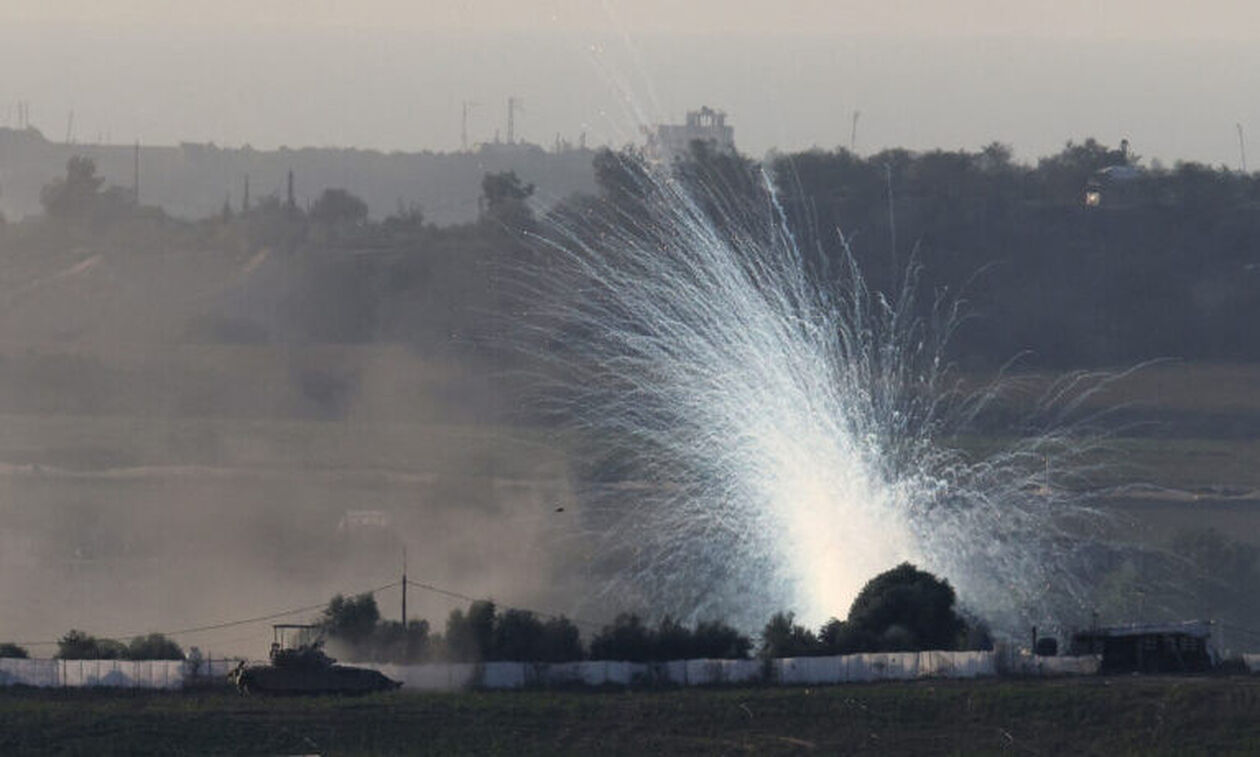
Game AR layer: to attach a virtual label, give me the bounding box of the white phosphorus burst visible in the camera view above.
[519,153,1120,634]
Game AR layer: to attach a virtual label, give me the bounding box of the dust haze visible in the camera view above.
[0,238,592,656]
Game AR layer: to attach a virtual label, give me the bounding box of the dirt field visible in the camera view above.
[3,676,1260,755]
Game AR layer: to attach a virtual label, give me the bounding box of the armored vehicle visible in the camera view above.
[228,624,401,695]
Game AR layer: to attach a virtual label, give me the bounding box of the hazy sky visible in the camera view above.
[4,1,1260,164]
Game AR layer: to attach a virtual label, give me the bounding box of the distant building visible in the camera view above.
[646,107,736,162]
[1070,621,1213,673]
[1084,164,1148,208]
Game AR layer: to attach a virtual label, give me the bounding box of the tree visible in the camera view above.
[492,609,544,661]
[382,201,425,239]
[481,171,534,210]
[40,156,105,219]
[0,642,29,658]
[691,620,752,660]
[369,619,430,664]
[844,563,968,652]
[126,633,184,660]
[321,593,381,649]
[310,188,369,229]
[55,630,126,660]
[653,615,694,661]
[758,611,821,658]
[536,616,584,662]
[589,613,653,662]
[445,600,496,662]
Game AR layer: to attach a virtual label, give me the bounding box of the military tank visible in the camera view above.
[228,624,401,695]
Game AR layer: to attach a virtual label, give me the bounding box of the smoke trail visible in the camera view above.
[517,150,1118,633]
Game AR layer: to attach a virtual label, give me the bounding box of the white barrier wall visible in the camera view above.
[1004,653,1101,677]
[0,659,186,689]
[356,651,1001,691]
[1242,654,1260,673]
[1,649,1087,691]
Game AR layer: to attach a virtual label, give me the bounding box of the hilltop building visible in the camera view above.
[646,107,736,162]
[1069,621,1213,673]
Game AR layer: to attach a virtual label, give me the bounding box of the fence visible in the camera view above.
[0,657,241,689]
[1,650,1109,691]
[360,650,1001,691]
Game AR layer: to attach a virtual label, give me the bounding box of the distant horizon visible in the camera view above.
[0,118,1241,172]
[2,23,1257,169]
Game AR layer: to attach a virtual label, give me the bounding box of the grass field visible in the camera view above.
[3,677,1260,755]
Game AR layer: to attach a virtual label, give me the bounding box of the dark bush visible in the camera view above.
[445,600,496,662]
[126,633,185,660]
[492,609,544,661]
[321,593,381,649]
[367,620,430,664]
[536,616,584,662]
[758,612,822,658]
[589,614,654,662]
[844,563,968,652]
[0,642,29,658]
[691,620,752,660]
[55,630,126,660]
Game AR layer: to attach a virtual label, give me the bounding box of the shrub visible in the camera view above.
[759,612,822,658]
[0,642,29,659]
[445,600,496,662]
[492,609,544,662]
[536,616,584,662]
[691,620,752,660]
[126,633,185,660]
[56,630,126,660]
[844,563,968,652]
[589,614,653,662]
[321,593,381,649]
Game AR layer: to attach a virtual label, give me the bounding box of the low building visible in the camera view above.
[1069,621,1213,673]
[646,107,736,162]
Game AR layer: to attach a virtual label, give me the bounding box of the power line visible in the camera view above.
[12,580,401,648]
[10,572,612,651]
[403,578,604,630]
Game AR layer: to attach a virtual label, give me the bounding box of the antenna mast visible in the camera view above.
[1238,123,1249,174]
[133,140,140,206]
[462,100,479,151]
[507,96,523,144]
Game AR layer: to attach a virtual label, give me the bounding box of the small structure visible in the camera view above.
[1083,138,1149,208]
[646,107,736,162]
[1069,621,1213,674]
[1084,164,1148,208]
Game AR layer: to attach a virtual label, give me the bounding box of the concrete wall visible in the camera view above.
[0,658,186,689]
[362,651,1001,691]
[1,650,1107,690]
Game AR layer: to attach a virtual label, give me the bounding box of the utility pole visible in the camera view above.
[850,110,860,154]
[64,110,74,144]
[401,547,408,626]
[507,96,523,144]
[133,141,141,206]
[286,169,295,213]
[1238,123,1249,174]
[461,100,478,152]
[242,174,250,213]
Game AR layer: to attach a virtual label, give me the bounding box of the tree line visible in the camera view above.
[0,562,983,664]
[3,138,1257,369]
[317,562,985,664]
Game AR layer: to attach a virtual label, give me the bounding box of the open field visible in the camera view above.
[3,360,1260,654]
[3,677,1260,755]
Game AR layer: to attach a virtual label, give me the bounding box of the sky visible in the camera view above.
[3,1,1260,165]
